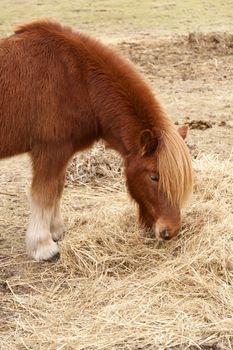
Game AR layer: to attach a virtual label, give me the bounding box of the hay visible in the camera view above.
[66,142,124,189]
[1,145,233,349]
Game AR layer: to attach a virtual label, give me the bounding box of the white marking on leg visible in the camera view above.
[26,197,59,261]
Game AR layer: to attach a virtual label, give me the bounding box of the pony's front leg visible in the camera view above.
[27,145,72,261]
[26,196,59,261]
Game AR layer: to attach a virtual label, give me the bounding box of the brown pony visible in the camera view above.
[0,20,193,261]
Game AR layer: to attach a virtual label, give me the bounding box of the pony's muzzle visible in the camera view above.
[156,227,178,241]
[155,217,181,241]
[159,228,171,240]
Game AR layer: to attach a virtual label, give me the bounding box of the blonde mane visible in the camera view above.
[157,121,193,208]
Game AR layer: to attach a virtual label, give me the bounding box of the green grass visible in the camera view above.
[0,0,233,38]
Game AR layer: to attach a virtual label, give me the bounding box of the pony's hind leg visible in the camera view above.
[50,172,66,242]
[27,145,73,261]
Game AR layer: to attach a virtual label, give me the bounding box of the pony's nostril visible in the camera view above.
[159,228,170,240]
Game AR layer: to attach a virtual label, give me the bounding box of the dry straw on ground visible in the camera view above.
[1,143,233,350]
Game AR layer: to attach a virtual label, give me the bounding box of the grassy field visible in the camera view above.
[1,1,233,350]
[0,0,233,38]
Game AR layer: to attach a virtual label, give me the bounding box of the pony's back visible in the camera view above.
[0,21,94,159]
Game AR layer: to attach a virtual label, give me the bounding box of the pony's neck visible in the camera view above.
[93,92,168,158]
[75,31,169,156]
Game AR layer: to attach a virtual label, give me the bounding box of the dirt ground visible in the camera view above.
[1,18,233,350]
[118,32,233,159]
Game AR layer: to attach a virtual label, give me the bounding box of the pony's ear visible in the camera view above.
[178,125,189,140]
[140,129,158,156]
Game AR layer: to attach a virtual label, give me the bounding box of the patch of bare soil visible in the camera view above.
[117,32,233,160]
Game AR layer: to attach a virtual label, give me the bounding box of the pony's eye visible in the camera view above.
[150,173,159,182]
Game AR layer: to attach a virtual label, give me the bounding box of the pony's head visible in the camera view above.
[125,124,193,240]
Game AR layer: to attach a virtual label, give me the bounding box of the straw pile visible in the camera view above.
[1,143,233,349]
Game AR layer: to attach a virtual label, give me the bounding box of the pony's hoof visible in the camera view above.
[28,239,60,261]
[45,252,60,262]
